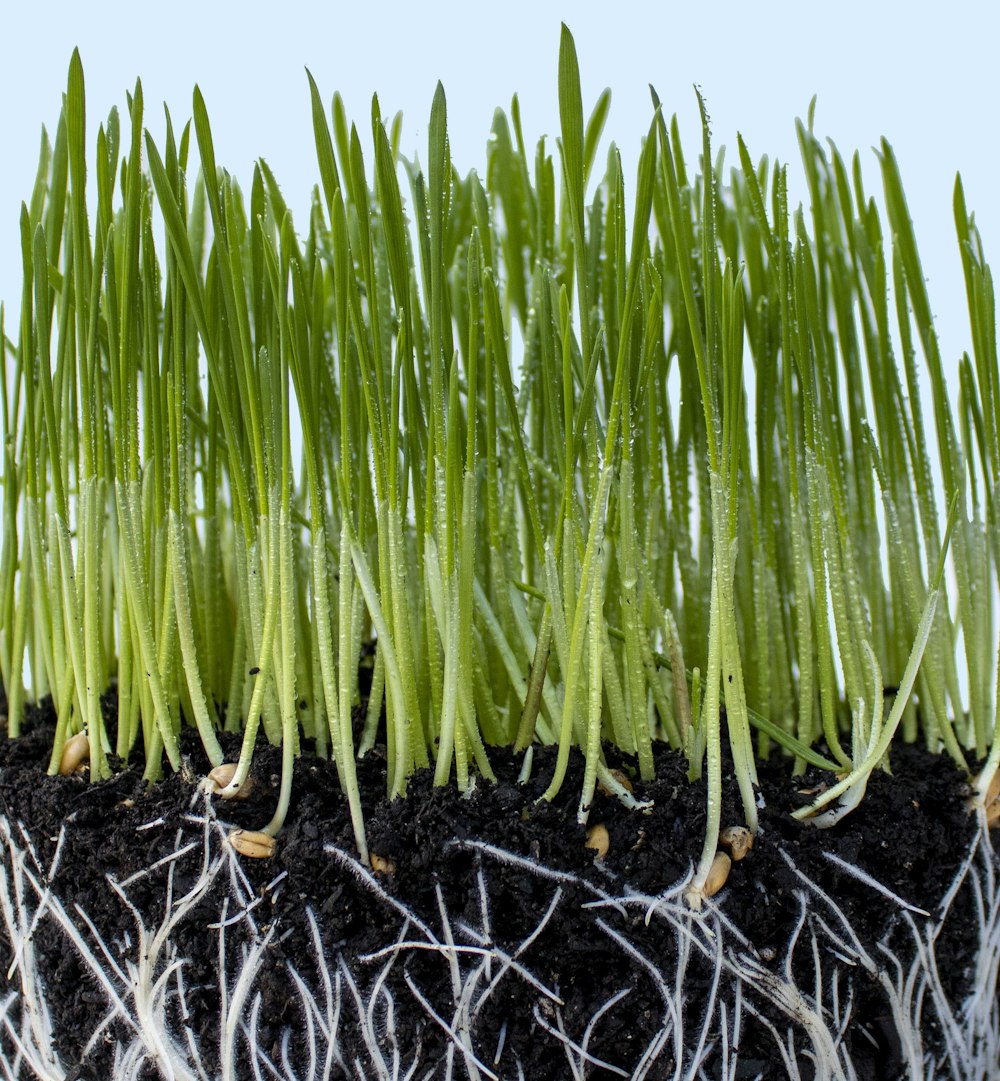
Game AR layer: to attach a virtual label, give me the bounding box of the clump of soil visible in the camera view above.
[0,694,987,1081]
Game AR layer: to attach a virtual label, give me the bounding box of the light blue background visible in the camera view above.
[1,0,997,377]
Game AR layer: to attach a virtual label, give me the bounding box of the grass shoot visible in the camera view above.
[0,26,997,908]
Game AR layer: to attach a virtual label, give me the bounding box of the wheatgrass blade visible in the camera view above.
[0,27,995,891]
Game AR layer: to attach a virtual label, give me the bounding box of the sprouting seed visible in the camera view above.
[599,769,634,796]
[204,763,253,800]
[719,825,753,861]
[966,769,1000,817]
[585,823,610,859]
[228,829,276,858]
[370,853,396,875]
[59,732,90,776]
[704,851,732,897]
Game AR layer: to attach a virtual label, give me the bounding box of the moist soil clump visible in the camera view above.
[0,695,984,1081]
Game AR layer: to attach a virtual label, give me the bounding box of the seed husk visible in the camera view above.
[228,829,276,859]
[704,851,732,898]
[58,732,90,776]
[370,853,396,875]
[585,823,610,859]
[986,770,1000,809]
[205,763,253,800]
[719,825,753,861]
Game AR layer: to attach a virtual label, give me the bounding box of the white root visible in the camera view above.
[0,805,995,1079]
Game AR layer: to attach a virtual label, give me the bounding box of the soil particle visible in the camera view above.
[0,695,985,1080]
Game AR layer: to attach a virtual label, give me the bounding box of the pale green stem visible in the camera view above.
[686,565,724,910]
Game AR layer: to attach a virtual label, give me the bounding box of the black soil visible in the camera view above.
[0,694,986,1081]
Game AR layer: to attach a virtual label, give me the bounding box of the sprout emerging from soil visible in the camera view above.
[0,24,997,912]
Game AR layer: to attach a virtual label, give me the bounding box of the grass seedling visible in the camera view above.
[0,26,997,901]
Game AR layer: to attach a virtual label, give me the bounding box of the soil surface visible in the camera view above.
[0,693,988,1081]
